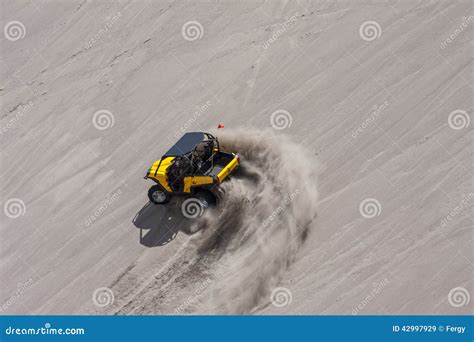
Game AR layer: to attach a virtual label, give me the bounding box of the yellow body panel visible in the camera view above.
[217,157,239,183]
[183,176,214,193]
[147,155,239,194]
[147,157,175,192]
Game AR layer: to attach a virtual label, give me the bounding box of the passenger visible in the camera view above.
[193,143,207,173]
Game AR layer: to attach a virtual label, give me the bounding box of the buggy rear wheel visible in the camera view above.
[196,190,217,207]
[148,185,170,204]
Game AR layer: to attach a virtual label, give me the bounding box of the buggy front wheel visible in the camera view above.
[148,185,170,204]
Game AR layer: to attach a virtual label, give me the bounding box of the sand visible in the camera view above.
[0,0,472,315]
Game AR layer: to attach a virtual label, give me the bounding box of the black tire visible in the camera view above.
[196,190,217,207]
[148,185,170,204]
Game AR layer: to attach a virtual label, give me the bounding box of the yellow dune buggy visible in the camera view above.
[144,132,240,206]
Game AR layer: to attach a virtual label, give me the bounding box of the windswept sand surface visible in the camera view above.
[1,1,472,315]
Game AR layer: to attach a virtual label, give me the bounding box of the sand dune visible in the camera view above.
[0,0,472,315]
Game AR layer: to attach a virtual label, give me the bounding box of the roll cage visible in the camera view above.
[153,132,220,179]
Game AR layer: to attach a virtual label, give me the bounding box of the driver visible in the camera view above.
[168,157,191,191]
